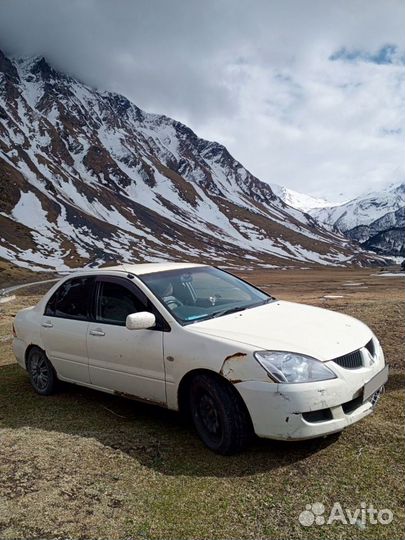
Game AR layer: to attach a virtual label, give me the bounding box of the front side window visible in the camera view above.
[141,266,272,324]
[96,281,145,325]
[45,277,93,320]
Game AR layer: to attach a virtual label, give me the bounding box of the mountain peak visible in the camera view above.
[269,183,342,212]
[308,183,404,256]
[29,55,57,79]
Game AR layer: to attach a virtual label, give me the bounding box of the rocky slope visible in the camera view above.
[0,49,382,272]
[309,183,405,257]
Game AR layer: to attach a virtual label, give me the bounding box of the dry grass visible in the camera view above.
[0,267,404,539]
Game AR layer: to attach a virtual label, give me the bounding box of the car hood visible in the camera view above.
[188,300,372,361]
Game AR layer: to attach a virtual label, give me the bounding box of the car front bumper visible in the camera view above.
[236,354,388,440]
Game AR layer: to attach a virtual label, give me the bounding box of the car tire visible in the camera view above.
[27,347,57,395]
[189,373,252,455]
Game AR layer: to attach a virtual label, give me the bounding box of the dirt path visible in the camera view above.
[0,278,59,299]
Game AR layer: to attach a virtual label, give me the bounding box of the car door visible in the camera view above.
[87,276,166,404]
[40,276,94,383]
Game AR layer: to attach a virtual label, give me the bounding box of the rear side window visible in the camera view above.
[96,281,145,325]
[45,277,93,320]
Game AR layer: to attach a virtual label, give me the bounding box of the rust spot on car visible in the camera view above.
[220,353,248,383]
[223,352,247,362]
[113,391,167,408]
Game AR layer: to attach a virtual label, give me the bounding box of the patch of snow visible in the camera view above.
[270,183,343,212]
[371,272,404,277]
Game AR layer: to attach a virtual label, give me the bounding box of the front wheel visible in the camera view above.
[27,347,57,395]
[189,373,252,455]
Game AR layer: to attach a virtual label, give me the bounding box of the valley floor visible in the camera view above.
[0,267,403,539]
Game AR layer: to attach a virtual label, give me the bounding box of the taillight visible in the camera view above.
[12,324,16,338]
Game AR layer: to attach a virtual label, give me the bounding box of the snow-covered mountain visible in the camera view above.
[0,49,383,272]
[269,183,341,212]
[309,183,405,256]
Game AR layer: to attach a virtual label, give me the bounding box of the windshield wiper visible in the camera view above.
[211,306,248,318]
[262,297,275,304]
[211,297,274,319]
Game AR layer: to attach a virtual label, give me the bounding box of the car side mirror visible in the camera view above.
[126,312,156,330]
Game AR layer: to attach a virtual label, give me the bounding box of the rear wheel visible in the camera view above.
[188,373,252,455]
[27,347,57,395]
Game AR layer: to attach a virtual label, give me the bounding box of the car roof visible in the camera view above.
[81,262,207,276]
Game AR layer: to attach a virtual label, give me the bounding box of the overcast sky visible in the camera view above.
[0,0,403,200]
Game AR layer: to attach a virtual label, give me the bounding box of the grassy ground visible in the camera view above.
[0,268,404,539]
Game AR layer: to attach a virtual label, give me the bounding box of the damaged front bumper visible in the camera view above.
[236,360,389,441]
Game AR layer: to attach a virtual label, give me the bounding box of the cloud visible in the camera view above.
[0,0,403,199]
[201,45,404,200]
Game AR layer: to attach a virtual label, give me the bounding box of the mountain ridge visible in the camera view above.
[309,183,405,257]
[0,49,385,271]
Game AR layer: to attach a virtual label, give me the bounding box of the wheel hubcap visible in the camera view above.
[198,392,221,439]
[30,353,49,390]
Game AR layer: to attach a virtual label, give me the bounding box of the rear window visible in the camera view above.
[45,277,94,320]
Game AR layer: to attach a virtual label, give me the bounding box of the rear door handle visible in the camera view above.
[42,321,53,328]
[89,329,105,337]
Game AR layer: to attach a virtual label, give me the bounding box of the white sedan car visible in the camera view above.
[13,263,388,454]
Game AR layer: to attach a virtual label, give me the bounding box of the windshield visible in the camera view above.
[141,266,272,324]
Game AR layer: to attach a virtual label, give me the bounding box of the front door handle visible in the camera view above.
[42,321,53,328]
[89,329,105,337]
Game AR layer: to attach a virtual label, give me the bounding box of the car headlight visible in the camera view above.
[254,351,337,383]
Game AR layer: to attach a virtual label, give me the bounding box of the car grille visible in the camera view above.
[333,349,363,369]
[332,338,376,370]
